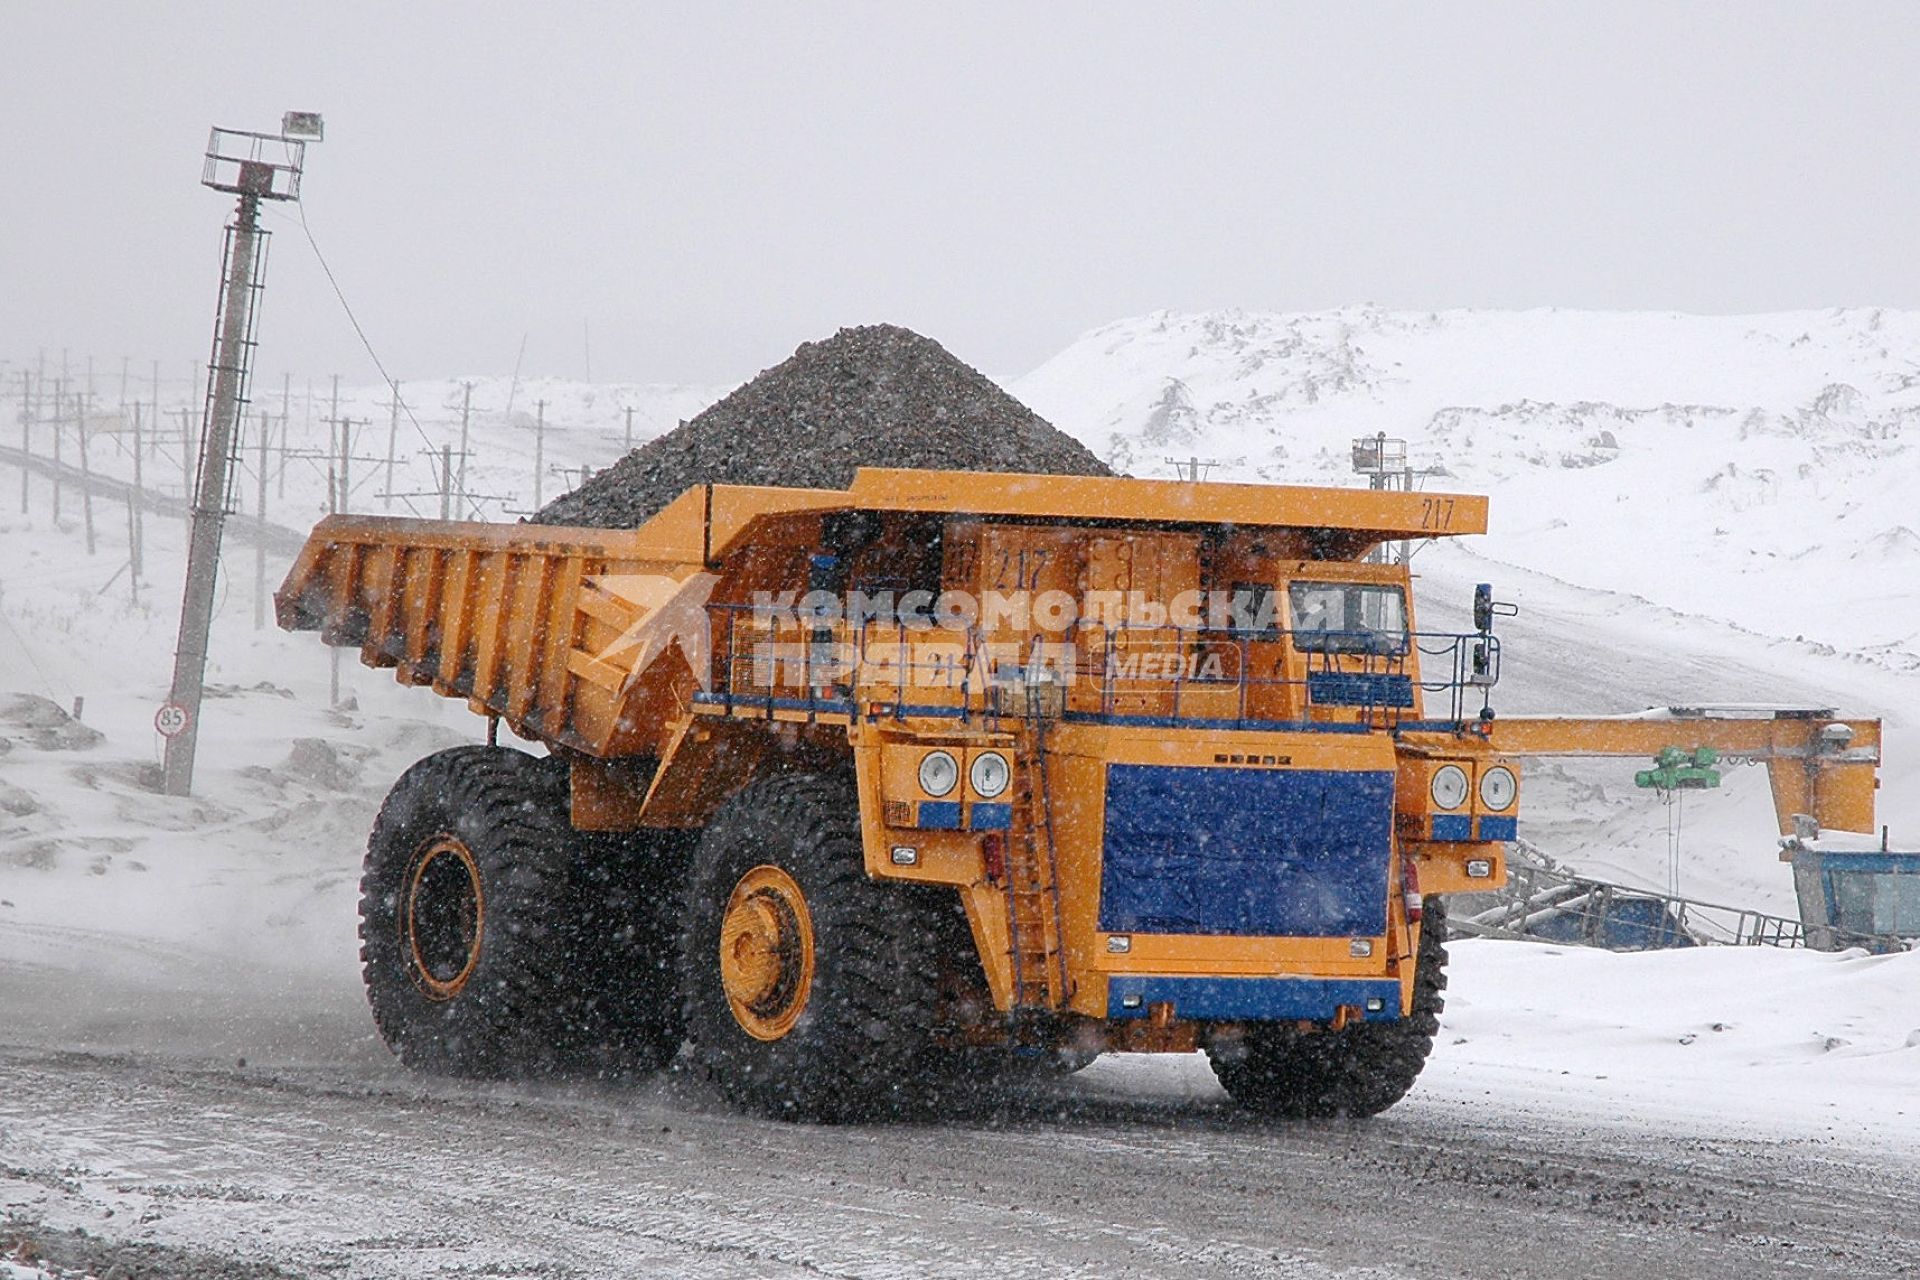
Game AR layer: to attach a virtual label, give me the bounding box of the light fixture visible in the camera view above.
[969,750,1010,799]
[1430,764,1469,809]
[918,750,958,798]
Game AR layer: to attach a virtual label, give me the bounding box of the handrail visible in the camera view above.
[702,602,1499,730]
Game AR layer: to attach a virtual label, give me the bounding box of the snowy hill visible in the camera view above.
[1010,307,1920,663]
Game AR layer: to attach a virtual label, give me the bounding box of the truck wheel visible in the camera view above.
[360,746,592,1077]
[1207,896,1449,1119]
[679,772,938,1121]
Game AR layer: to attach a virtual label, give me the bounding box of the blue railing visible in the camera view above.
[697,604,1499,731]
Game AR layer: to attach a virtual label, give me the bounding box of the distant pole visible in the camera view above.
[116,356,130,458]
[439,444,452,520]
[456,381,472,516]
[384,380,400,511]
[178,407,193,506]
[149,360,160,460]
[329,373,343,514]
[623,405,634,453]
[50,380,63,521]
[75,391,96,554]
[130,402,145,573]
[533,398,547,509]
[125,495,140,604]
[17,370,29,514]
[254,410,270,629]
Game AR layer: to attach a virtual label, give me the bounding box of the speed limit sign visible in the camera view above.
[154,701,191,738]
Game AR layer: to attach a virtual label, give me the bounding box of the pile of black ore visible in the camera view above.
[531,324,1112,528]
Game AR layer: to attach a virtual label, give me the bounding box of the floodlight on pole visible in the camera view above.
[162,117,320,796]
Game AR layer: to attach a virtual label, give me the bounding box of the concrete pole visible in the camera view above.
[75,391,96,554]
[17,370,29,514]
[329,374,343,514]
[50,379,62,521]
[533,399,547,509]
[384,381,401,512]
[456,381,472,517]
[624,405,634,453]
[130,402,144,576]
[254,411,270,630]
[163,192,266,796]
[439,444,452,520]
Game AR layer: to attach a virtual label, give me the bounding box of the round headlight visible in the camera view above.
[918,750,959,798]
[1430,764,1469,810]
[1479,765,1517,811]
[969,751,1011,799]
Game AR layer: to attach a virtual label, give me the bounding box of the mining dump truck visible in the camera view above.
[277,468,1884,1120]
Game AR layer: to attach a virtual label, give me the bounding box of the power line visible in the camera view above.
[289,199,444,467]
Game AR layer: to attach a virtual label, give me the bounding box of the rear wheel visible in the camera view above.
[679,772,940,1121]
[1207,897,1449,1118]
[361,746,680,1078]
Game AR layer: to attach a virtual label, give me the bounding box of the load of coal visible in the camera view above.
[531,324,1113,528]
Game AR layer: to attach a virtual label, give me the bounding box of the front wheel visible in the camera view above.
[679,772,941,1121]
[1207,897,1449,1118]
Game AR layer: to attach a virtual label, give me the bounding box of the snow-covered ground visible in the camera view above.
[4,311,1920,1272]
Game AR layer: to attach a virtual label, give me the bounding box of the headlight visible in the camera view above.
[969,751,1011,799]
[1430,764,1469,810]
[1479,765,1517,811]
[918,750,958,798]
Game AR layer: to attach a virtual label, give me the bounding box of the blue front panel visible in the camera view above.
[1099,765,1394,937]
[1108,975,1403,1022]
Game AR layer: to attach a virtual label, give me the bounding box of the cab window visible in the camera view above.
[1288,583,1409,655]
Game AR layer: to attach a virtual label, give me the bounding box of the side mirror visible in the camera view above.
[1473,582,1494,633]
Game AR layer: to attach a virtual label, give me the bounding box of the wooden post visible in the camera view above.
[178,407,194,507]
[17,369,29,514]
[75,391,96,554]
[130,402,144,578]
[456,381,472,518]
[126,495,140,604]
[254,410,270,629]
[50,379,62,521]
[533,398,547,509]
[384,380,400,511]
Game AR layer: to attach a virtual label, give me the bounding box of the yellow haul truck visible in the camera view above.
[277,468,1882,1120]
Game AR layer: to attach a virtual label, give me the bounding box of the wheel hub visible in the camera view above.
[719,865,815,1041]
[404,834,485,1001]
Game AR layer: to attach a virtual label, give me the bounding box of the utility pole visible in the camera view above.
[50,379,63,521]
[130,402,145,574]
[439,444,453,520]
[456,381,472,516]
[623,404,634,454]
[163,116,319,797]
[75,390,96,554]
[254,410,271,629]
[533,399,547,509]
[384,380,400,511]
[17,370,29,514]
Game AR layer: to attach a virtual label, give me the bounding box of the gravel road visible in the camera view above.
[3,1040,1916,1279]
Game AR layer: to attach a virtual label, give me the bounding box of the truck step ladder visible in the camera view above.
[1003,724,1071,1015]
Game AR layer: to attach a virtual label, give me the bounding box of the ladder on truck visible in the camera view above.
[1003,722,1071,1018]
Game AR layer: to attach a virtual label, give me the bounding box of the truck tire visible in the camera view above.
[360,746,609,1077]
[1207,897,1449,1119]
[679,772,939,1121]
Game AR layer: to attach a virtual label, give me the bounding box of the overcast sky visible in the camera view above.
[3,3,1917,392]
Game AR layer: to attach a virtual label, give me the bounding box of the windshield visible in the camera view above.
[1288,582,1409,655]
